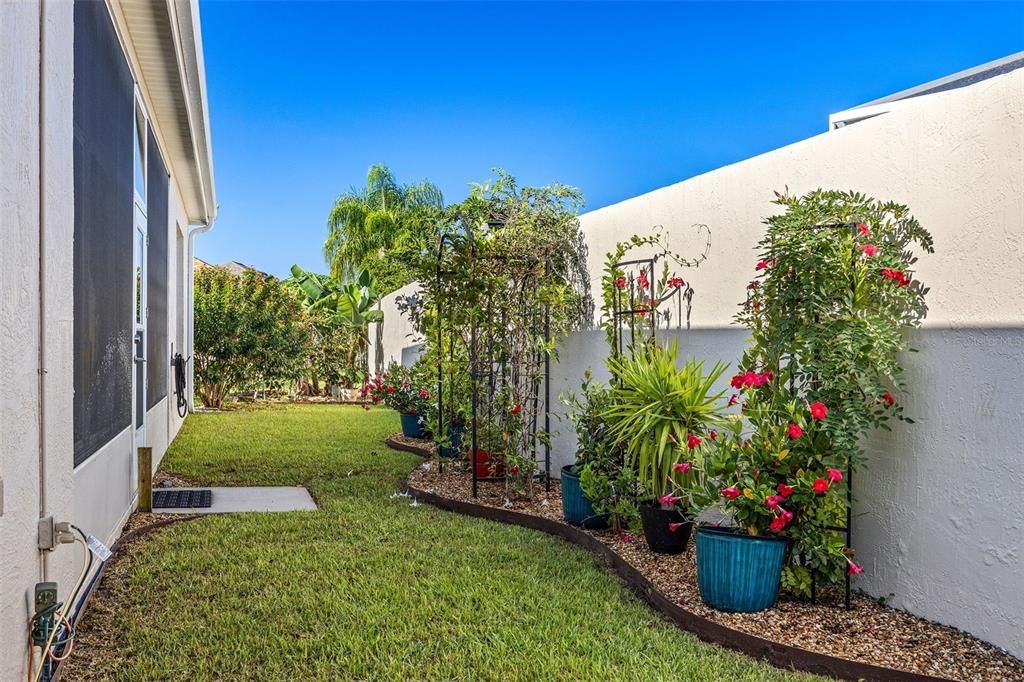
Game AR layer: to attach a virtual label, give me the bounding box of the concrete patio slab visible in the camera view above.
[155,487,317,514]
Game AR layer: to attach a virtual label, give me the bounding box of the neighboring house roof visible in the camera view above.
[194,258,268,277]
[111,0,217,226]
[829,51,1024,129]
[220,261,268,277]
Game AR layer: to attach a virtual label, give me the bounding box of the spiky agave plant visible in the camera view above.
[604,340,729,502]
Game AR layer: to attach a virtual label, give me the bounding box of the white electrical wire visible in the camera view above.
[31,537,90,682]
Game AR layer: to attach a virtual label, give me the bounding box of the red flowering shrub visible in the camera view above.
[720,189,932,596]
[362,365,434,418]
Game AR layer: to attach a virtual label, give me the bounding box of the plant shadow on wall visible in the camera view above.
[565,188,932,611]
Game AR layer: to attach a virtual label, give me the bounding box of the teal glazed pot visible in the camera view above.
[399,412,425,439]
[696,525,788,612]
[560,465,608,529]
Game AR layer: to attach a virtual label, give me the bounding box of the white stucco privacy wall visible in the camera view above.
[373,68,1024,658]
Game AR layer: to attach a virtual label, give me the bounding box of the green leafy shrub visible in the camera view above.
[194,266,307,408]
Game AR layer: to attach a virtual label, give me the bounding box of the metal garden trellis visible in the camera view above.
[433,218,553,498]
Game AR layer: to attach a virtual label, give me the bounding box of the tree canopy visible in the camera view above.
[324,163,444,293]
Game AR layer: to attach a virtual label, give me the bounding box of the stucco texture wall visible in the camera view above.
[374,69,1024,657]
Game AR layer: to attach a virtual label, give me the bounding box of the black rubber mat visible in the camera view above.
[152,489,213,509]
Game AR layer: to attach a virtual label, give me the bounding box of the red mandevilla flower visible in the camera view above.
[730,374,745,389]
[637,269,650,290]
[847,561,864,576]
[673,461,692,474]
[765,495,782,510]
[755,260,770,271]
[419,388,430,399]
[686,433,702,449]
[668,522,685,532]
[809,402,828,420]
[727,394,739,407]
[721,486,741,500]
[709,430,718,441]
[614,276,626,289]
[747,280,760,290]
[787,423,804,439]
[658,494,680,507]
[858,243,878,257]
[668,276,685,288]
[777,483,793,498]
[883,391,896,406]
[510,403,522,415]
[813,477,830,494]
[881,268,911,287]
[858,222,872,237]
[619,530,634,543]
[827,468,843,483]
[386,386,396,394]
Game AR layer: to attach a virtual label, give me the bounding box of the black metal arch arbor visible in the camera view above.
[432,219,553,498]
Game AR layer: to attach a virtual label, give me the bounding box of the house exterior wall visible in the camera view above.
[373,68,1024,657]
[0,3,202,679]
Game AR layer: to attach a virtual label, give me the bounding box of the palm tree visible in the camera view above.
[324,164,444,293]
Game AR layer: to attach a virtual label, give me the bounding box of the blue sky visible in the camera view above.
[196,1,1023,278]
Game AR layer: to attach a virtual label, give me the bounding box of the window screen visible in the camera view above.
[146,130,169,409]
[73,0,135,465]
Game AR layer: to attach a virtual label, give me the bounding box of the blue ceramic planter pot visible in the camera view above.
[560,465,608,529]
[399,412,425,439]
[440,425,464,459]
[696,525,788,613]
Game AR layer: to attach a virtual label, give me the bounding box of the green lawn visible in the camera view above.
[71,404,822,681]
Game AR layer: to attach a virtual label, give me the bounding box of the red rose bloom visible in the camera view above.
[721,486,741,500]
[787,423,804,439]
[883,391,896,406]
[813,477,830,494]
[809,402,828,420]
[777,483,793,498]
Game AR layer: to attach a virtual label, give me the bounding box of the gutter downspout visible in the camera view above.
[185,218,214,412]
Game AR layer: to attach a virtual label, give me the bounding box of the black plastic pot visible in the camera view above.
[639,503,692,554]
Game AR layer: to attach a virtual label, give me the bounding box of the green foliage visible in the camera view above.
[711,188,933,593]
[560,373,639,530]
[604,341,728,501]
[284,265,385,391]
[408,170,593,498]
[599,225,711,353]
[324,164,444,293]
[193,266,307,407]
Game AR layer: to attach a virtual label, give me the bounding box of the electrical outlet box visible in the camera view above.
[38,516,56,551]
[34,582,58,614]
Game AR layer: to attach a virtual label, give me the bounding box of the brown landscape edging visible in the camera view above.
[384,434,434,457]
[402,477,952,682]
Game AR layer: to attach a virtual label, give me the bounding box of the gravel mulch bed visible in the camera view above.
[408,458,1024,682]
